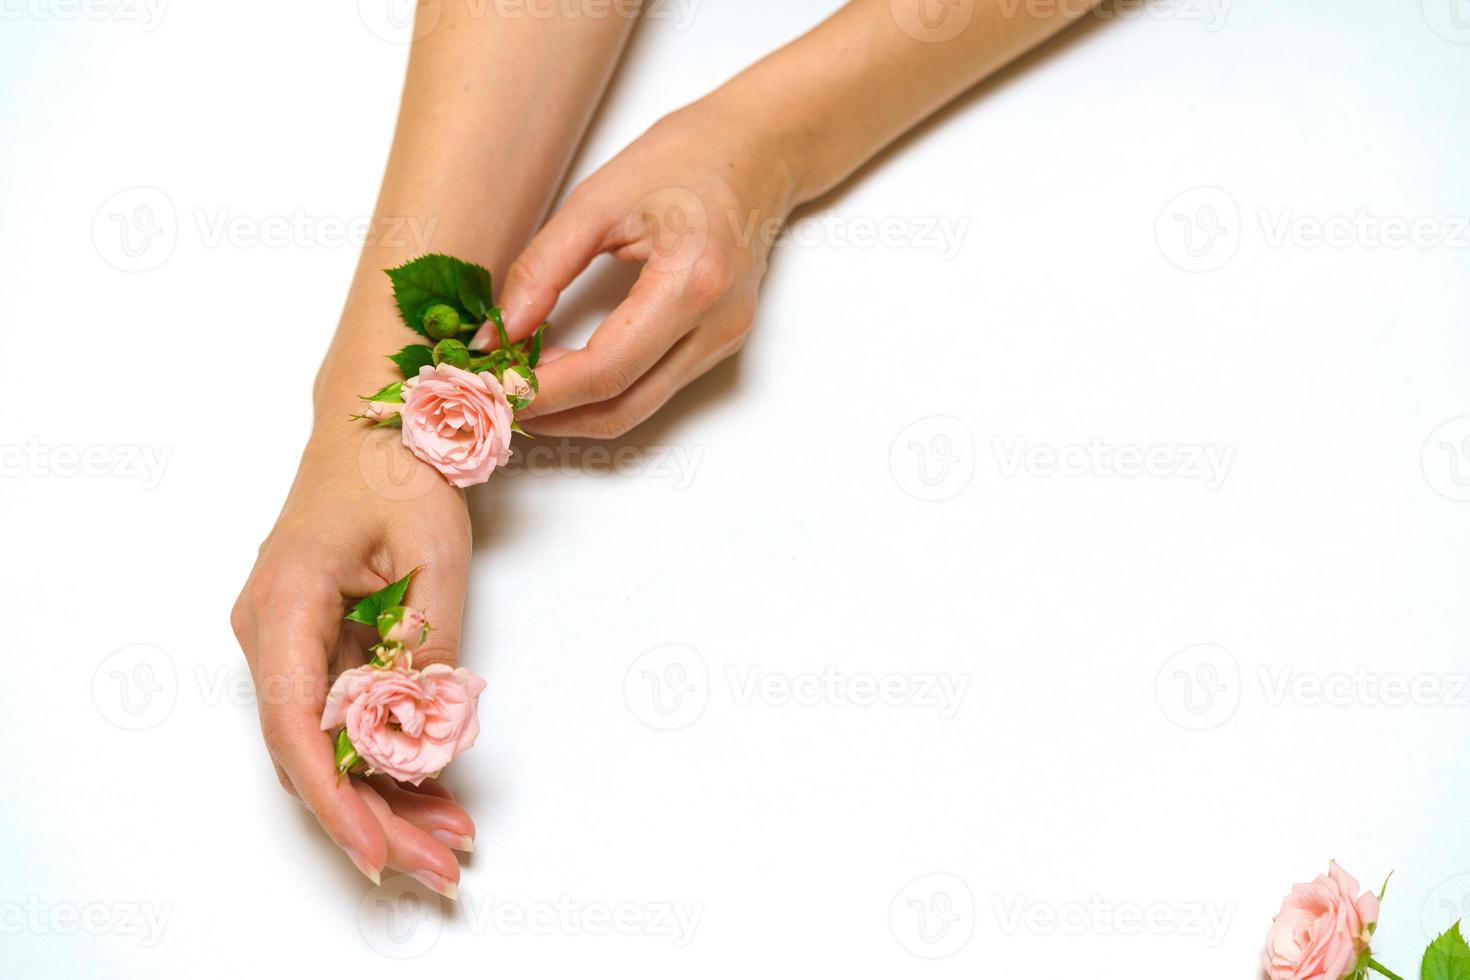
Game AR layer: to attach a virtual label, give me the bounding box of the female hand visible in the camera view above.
[230,425,474,898]
[471,97,800,438]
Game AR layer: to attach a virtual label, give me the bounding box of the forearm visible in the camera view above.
[713,0,1099,204]
[313,2,639,421]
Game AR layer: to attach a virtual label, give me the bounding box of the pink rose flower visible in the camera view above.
[1263,862,1380,980]
[399,364,513,488]
[320,662,487,785]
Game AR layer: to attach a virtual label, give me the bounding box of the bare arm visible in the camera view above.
[734,0,1099,203]
[485,0,1099,437]
[233,3,637,892]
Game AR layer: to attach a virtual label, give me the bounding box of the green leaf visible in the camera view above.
[344,569,419,627]
[456,264,493,320]
[385,254,493,335]
[1424,923,1470,980]
[527,324,545,367]
[389,344,434,379]
[361,381,404,403]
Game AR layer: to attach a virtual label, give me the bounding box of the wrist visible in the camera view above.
[700,60,852,211]
[684,88,806,220]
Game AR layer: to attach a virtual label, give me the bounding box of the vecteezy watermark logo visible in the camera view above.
[358,877,443,959]
[0,898,171,946]
[991,437,1235,489]
[94,187,440,272]
[358,428,442,503]
[91,644,178,731]
[357,0,440,42]
[1422,0,1470,43]
[630,186,711,275]
[726,666,969,718]
[1257,209,1470,251]
[488,0,701,31]
[1159,189,1470,272]
[462,896,703,946]
[991,894,1234,946]
[728,210,972,261]
[1156,186,1241,273]
[1421,416,1470,502]
[1422,874,1470,941]
[889,873,976,959]
[192,209,437,251]
[623,644,709,731]
[889,415,976,502]
[92,186,177,273]
[890,0,975,42]
[1155,644,1241,731]
[1256,666,1470,708]
[499,441,704,489]
[996,0,1231,31]
[0,439,173,489]
[0,0,169,30]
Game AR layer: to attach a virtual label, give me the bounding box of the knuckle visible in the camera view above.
[505,255,542,293]
[589,359,638,402]
[229,598,250,645]
[274,765,297,798]
[684,252,735,309]
[412,641,459,670]
[718,305,755,351]
[584,407,639,440]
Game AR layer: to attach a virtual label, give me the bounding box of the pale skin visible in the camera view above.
[232,0,1099,895]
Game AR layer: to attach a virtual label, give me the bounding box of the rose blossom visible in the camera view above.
[320,662,487,784]
[399,363,513,487]
[1263,862,1380,980]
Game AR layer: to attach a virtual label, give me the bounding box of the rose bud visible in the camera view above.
[423,304,463,341]
[432,338,472,369]
[334,728,361,774]
[502,366,535,404]
[361,400,401,423]
[376,605,429,649]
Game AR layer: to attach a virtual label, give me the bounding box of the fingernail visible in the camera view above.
[410,870,459,901]
[430,830,475,853]
[347,848,381,886]
[469,326,492,350]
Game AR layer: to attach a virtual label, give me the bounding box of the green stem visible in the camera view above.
[1367,957,1405,980]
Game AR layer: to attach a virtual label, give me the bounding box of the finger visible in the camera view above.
[524,325,736,439]
[351,782,462,900]
[471,190,616,348]
[400,777,456,800]
[366,775,476,852]
[403,550,469,670]
[518,269,697,420]
[257,596,388,885]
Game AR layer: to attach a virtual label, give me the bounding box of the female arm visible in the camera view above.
[478,0,1100,436]
[231,2,639,893]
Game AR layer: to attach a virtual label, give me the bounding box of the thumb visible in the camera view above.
[405,556,468,670]
[474,189,615,349]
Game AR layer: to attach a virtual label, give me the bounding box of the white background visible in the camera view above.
[2,0,1469,976]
